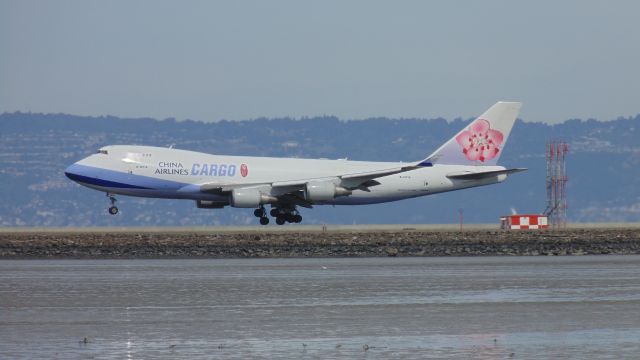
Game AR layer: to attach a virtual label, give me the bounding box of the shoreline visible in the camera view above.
[2,222,639,234]
[1,226,639,259]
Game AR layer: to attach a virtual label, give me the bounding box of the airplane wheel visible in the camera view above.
[259,217,269,225]
[276,217,286,225]
[293,215,302,223]
[254,208,264,217]
[108,206,119,215]
[270,209,279,217]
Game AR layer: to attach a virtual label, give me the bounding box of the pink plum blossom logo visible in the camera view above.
[455,119,504,162]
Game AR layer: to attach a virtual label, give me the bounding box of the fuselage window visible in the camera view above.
[96,150,108,155]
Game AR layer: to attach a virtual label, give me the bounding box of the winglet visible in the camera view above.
[418,102,522,166]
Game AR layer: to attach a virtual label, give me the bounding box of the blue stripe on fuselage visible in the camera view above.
[65,171,151,189]
[64,163,188,190]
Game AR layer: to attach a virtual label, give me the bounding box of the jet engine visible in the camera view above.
[304,181,352,202]
[230,188,277,208]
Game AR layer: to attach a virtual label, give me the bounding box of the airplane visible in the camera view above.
[65,101,525,225]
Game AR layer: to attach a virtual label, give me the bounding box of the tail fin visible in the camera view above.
[418,101,522,166]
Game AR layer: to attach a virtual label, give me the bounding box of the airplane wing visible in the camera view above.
[199,164,420,192]
[340,164,420,181]
[196,164,424,207]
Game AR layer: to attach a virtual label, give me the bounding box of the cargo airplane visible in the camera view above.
[65,102,525,225]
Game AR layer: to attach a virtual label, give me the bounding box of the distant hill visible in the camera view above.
[1,112,638,226]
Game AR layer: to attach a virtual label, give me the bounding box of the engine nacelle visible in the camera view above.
[230,188,277,208]
[304,181,352,202]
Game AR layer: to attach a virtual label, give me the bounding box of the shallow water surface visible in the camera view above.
[1,256,639,359]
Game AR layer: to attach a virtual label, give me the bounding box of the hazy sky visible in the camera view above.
[1,1,639,123]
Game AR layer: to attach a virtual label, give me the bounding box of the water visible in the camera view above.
[1,256,639,359]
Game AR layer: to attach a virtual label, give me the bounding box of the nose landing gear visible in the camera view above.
[107,194,118,215]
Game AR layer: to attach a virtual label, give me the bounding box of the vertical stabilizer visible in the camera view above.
[420,101,522,166]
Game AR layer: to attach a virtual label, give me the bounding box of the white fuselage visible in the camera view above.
[65,145,507,206]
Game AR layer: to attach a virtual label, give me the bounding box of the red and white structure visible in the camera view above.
[544,141,569,228]
[501,214,549,230]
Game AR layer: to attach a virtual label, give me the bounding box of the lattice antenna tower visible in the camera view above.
[544,141,569,228]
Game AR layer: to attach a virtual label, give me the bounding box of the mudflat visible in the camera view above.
[2,256,639,359]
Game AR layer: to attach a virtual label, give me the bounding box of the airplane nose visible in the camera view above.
[64,163,84,183]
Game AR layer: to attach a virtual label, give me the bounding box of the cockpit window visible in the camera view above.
[96,149,108,155]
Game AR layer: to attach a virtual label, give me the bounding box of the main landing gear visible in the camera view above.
[273,208,302,225]
[253,206,269,225]
[107,194,119,215]
[254,206,302,225]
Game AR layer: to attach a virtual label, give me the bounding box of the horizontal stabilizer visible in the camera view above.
[446,168,527,180]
